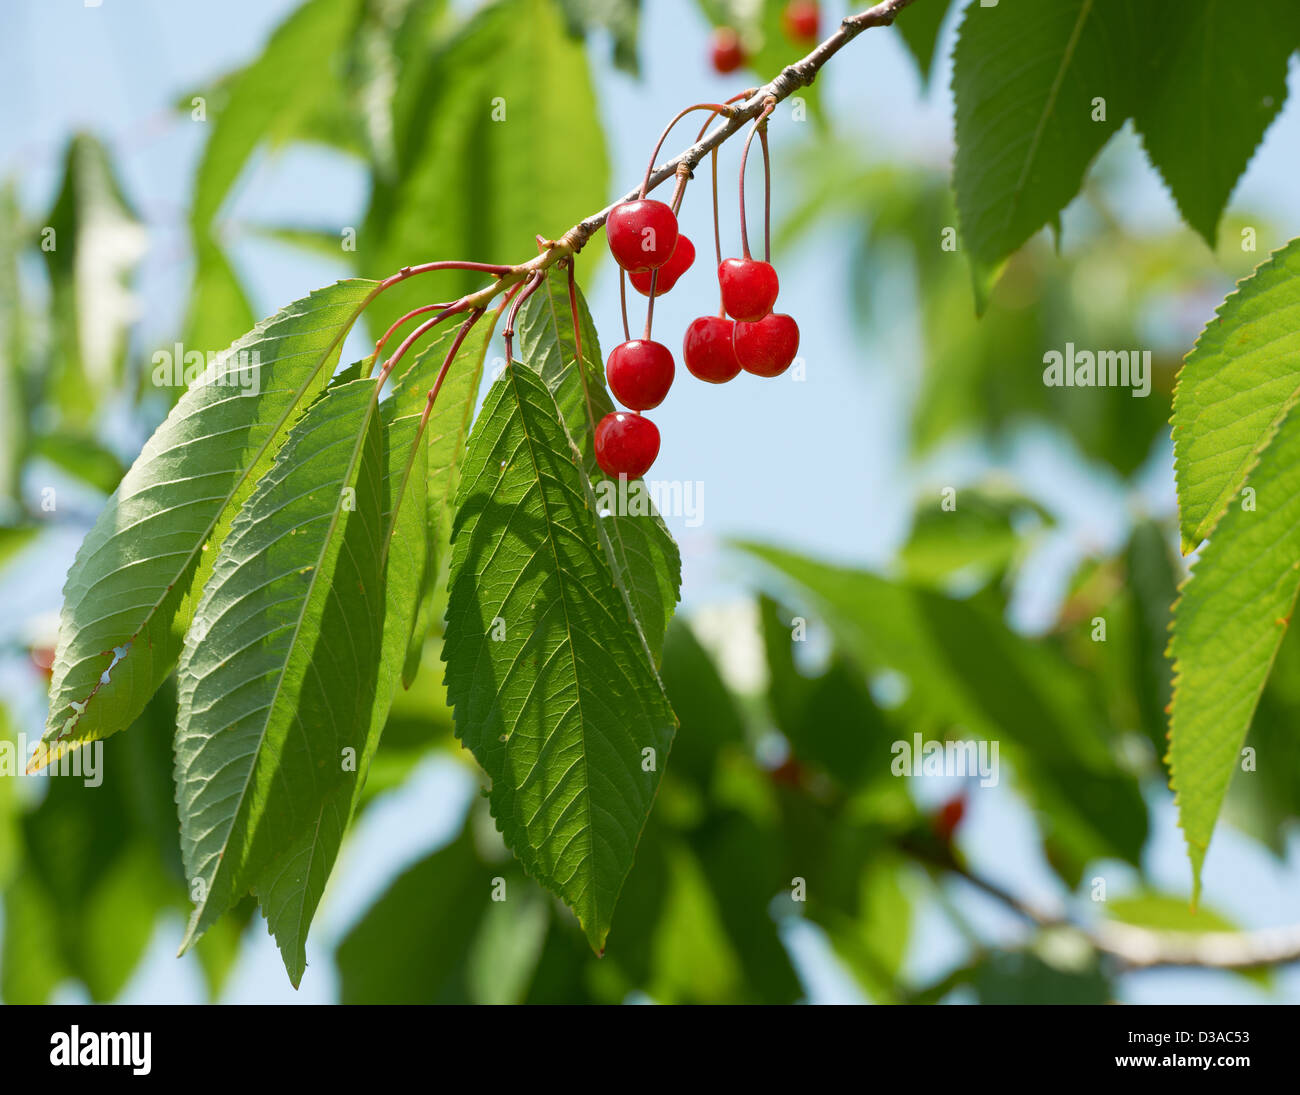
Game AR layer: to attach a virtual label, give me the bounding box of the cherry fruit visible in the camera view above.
[782,1,820,44]
[606,339,675,410]
[719,258,779,322]
[607,199,679,272]
[711,27,745,73]
[629,234,695,297]
[932,794,967,843]
[734,313,799,377]
[682,316,742,384]
[595,412,660,479]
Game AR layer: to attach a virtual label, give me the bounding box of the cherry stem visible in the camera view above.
[759,124,772,264]
[377,301,465,386]
[374,301,456,365]
[416,308,486,432]
[619,268,631,343]
[711,147,724,316]
[501,272,544,365]
[566,261,599,459]
[640,102,735,198]
[737,100,775,262]
[644,270,659,340]
[377,260,512,294]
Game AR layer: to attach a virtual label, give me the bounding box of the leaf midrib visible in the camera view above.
[995,0,1095,242]
[185,383,380,940]
[503,364,599,922]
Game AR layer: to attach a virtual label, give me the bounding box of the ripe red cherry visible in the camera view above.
[711,27,745,73]
[718,258,779,321]
[733,313,799,377]
[933,794,967,843]
[606,199,679,272]
[595,412,660,479]
[629,234,695,297]
[606,339,675,410]
[782,0,820,43]
[682,316,742,384]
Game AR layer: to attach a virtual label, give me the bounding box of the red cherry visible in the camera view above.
[933,794,967,843]
[629,234,695,297]
[606,339,675,411]
[782,0,820,43]
[718,258,779,321]
[682,315,742,384]
[606,200,679,272]
[595,412,660,479]
[733,313,799,377]
[711,27,745,73]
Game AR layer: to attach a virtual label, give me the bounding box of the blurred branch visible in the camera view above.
[908,838,1300,973]
[559,0,923,255]
[435,0,926,314]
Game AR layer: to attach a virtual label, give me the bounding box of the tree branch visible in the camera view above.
[422,0,924,314]
[937,851,1300,973]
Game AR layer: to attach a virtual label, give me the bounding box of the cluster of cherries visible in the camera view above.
[711,1,820,75]
[594,102,800,480]
[593,198,799,480]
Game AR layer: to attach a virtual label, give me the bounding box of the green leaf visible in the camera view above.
[737,542,1147,881]
[951,0,1134,306]
[895,0,952,86]
[658,618,747,789]
[39,279,377,767]
[516,274,681,658]
[0,181,25,506]
[1124,520,1179,758]
[973,950,1110,1004]
[190,0,363,232]
[41,134,145,424]
[3,692,182,1003]
[1105,892,1236,934]
[180,241,257,386]
[1172,239,1300,551]
[30,431,127,496]
[557,0,642,74]
[337,827,489,1003]
[1131,0,1300,248]
[363,0,608,336]
[174,375,386,982]
[759,594,892,790]
[898,487,1048,588]
[1169,405,1300,899]
[383,312,499,684]
[442,363,677,951]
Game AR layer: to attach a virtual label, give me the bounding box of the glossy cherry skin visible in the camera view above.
[733,313,799,377]
[682,316,742,384]
[782,1,820,43]
[595,412,660,479]
[606,199,679,272]
[711,27,745,73]
[606,339,675,411]
[629,234,696,297]
[718,258,779,321]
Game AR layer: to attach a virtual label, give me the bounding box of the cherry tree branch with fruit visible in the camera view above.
[358,0,920,480]
[25,0,1300,1002]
